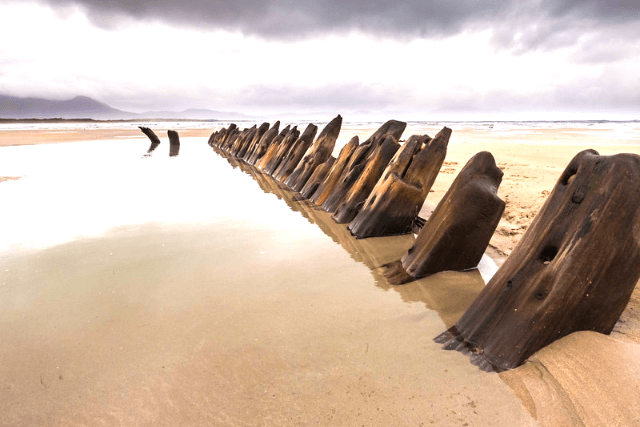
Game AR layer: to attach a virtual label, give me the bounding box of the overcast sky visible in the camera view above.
[1,0,639,119]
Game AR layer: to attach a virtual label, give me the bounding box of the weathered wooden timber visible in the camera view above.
[222,128,241,152]
[247,123,286,166]
[321,120,407,213]
[309,136,360,206]
[272,124,319,182]
[229,125,257,156]
[348,127,451,238]
[332,135,400,223]
[139,126,161,155]
[248,124,288,166]
[380,151,504,286]
[255,125,296,170]
[207,130,218,147]
[365,119,407,142]
[218,124,238,150]
[218,123,238,149]
[435,149,640,372]
[168,130,180,156]
[299,156,336,199]
[244,122,280,164]
[236,122,270,158]
[262,127,301,174]
[209,125,228,147]
[285,115,342,192]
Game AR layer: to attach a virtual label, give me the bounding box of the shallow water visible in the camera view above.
[0,137,536,425]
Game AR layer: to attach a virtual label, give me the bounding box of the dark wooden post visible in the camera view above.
[272,124,318,182]
[236,122,270,158]
[255,125,292,170]
[229,126,257,156]
[381,151,504,285]
[168,130,180,156]
[437,150,640,372]
[320,120,407,214]
[285,115,342,192]
[219,124,238,150]
[299,157,336,199]
[246,122,282,165]
[309,136,359,206]
[262,127,301,175]
[139,126,161,155]
[332,135,400,223]
[349,127,451,238]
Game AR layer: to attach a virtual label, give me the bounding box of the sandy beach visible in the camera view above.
[2,121,640,425]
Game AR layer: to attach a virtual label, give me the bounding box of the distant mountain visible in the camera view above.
[0,94,251,120]
[0,95,129,119]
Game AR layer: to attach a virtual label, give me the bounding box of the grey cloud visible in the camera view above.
[23,0,637,51]
[490,0,640,53]
[32,0,505,38]
[102,74,640,119]
[569,34,640,64]
[234,83,414,110]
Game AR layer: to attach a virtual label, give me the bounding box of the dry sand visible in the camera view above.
[2,122,640,425]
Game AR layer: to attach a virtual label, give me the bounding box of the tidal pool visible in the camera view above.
[0,137,535,425]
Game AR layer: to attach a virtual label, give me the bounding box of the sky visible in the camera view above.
[0,0,639,120]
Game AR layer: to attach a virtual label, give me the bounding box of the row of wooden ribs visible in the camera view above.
[183,117,640,373]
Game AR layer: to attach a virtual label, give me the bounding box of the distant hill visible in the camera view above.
[0,94,251,120]
[0,95,129,119]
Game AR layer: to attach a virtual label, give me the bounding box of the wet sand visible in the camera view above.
[1,122,640,425]
[0,140,534,426]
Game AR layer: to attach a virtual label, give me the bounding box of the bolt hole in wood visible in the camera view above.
[540,246,558,264]
[561,167,577,185]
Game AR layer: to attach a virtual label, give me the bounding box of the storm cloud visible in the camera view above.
[25,0,640,50]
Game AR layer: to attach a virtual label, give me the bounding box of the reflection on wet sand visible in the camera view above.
[215,146,640,426]
[216,147,486,331]
[0,140,536,426]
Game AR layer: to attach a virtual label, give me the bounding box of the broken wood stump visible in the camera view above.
[244,121,280,164]
[332,134,400,223]
[365,119,407,142]
[236,122,269,158]
[207,130,218,147]
[255,125,294,170]
[139,126,161,156]
[272,123,318,182]
[310,136,359,205]
[223,128,241,152]
[219,124,238,150]
[262,126,301,174]
[285,115,342,192]
[321,120,407,214]
[299,156,336,199]
[216,123,237,149]
[435,149,640,372]
[247,123,286,166]
[349,127,451,238]
[229,125,257,156]
[168,130,180,156]
[380,151,504,286]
